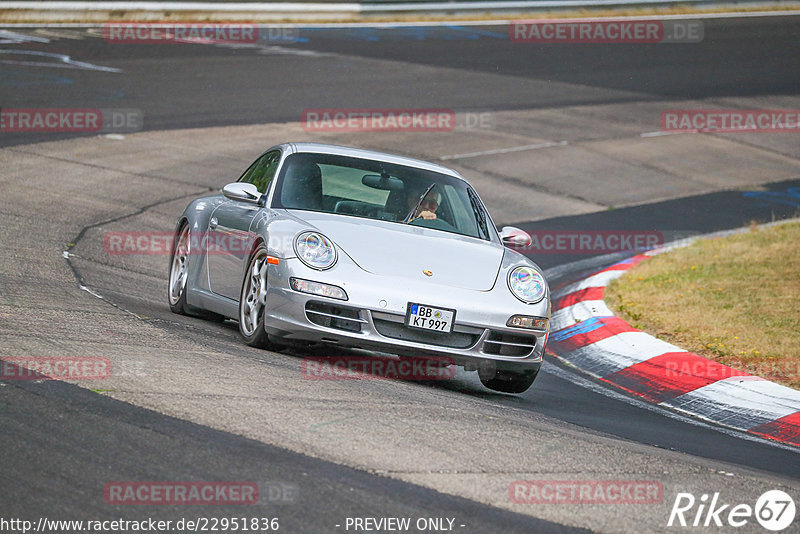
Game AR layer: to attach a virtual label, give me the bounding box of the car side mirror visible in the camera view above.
[499,226,532,248]
[222,182,261,204]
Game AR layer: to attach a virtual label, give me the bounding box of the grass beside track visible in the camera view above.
[606,221,800,390]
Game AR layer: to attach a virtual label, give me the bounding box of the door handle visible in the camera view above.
[209,217,218,230]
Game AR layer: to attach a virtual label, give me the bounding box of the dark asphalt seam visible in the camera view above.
[62,189,212,318]
[67,251,169,278]
[706,132,800,163]
[576,138,706,186]
[448,163,605,209]
[5,145,228,189]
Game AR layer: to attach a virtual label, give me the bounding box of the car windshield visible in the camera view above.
[273,152,494,241]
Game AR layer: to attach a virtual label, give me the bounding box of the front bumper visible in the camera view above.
[263,258,549,371]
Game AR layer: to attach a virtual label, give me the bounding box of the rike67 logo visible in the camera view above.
[668,490,795,531]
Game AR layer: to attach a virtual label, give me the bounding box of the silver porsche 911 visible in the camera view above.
[168,142,550,393]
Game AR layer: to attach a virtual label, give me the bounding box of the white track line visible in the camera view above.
[439,140,567,161]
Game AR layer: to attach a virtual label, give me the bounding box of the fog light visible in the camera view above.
[290,278,347,300]
[507,315,549,330]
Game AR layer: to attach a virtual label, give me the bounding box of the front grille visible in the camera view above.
[482,331,537,357]
[305,301,366,333]
[372,316,480,349]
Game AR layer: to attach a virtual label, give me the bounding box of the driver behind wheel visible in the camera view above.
[407,186,441,221]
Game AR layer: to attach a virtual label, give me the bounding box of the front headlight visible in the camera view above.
[508,266,547,304]
[294,231,337,270]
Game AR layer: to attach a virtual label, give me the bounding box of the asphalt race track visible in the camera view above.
[2,15,800,533]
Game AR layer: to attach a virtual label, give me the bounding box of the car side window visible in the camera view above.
[239,150,281,194]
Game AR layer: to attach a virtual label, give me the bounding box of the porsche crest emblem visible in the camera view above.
[423,270,433,277]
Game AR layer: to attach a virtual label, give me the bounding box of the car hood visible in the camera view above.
[289,211,503,291]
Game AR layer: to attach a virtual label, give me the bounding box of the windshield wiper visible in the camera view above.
[403,183,436,224]
[467,187,489,239]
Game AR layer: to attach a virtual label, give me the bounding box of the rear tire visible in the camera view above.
[168,222,227,322]
[479,368,538,394]
[239,244,280,350]
[168,223,192,315]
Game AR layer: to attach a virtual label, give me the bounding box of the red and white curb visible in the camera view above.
[547,253,800,448]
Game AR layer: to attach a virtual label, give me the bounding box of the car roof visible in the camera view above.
[282,142,467,182]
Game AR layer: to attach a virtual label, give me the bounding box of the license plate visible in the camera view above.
[405,303,456,333]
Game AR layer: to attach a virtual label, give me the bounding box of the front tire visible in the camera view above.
[239,245,279,349]
[479,368,538,394]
